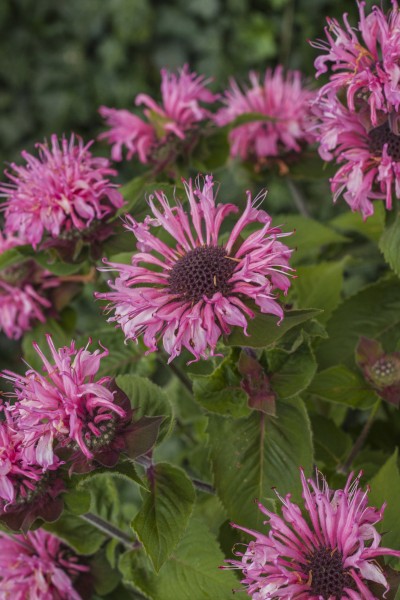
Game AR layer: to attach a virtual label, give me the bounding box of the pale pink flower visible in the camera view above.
[2,335,126,468]
[311,1,400,125]
[96,175,293,363]
[99,65,218,165]
[314,93,400,218]
[0,236,59,339]
[0,529,88,600]
[0,134,124,248]
[225,469,400,599]
[214,67,315,163]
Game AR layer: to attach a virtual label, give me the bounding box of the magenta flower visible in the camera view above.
[214,67,315,165]
[99,65,218,165]
[96,175,293,363]
[225,469,400,599]
[311,1,400,126]
[314,94,400,218]
[0,134,124,248]
[2,335,126,468]
[0,529,89,600]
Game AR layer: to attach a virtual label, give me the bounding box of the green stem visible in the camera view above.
[81,512,139,550]
[158,353,193,393]
[287,179,310,218]
[337,399,381,474]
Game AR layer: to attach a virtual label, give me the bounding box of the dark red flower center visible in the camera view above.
[84,417,117,451]
[307,546,354,599]
[168,246,237,303]
[368,122,400,160]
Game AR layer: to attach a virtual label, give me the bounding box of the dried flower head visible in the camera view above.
[96,175,293,363]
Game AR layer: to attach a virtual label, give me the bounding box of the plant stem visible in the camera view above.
[337,399,381,474]
[81,512,139,550]
[287,178,310,217]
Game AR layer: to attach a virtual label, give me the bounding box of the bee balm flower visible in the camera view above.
[96,175,293,362]
[225,469,400,599]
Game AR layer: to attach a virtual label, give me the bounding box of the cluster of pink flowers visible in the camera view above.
[96,175,293,363]
[0,134,124,248]
[99,64,314,169]
[0,335,130,528]
[312,1,400,218]
[214,67,315,166]
[0,233,60,340]
[0,529,89,599]
[225,468,400,599]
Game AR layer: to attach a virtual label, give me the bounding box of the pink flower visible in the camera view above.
[311,1,400,125]
[0,134,124,248]
[314,93,400,218]
[225,469,400,599]
[214,67,315,164]
[2,335,126,467]
[99,65,218,165]
[95,175,293,363]
[0,529,89,600]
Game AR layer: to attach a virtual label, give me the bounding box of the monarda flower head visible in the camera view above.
[2,335,126,469]
[225,469,400,599]
[96,175,293,363]
[214,67,315,168]
[99,65,218,166]
[0,529,89,600]
[311,1,400,125]
[0,233,59,340]
[314,94,400,218]
[0,134,124,248]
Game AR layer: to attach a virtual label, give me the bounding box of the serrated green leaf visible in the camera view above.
[131,462,195,572]
[90,548,121,595]
[63,486,91,515]
[369,450,400,551]
[44,512,105,555]
[380,211,400,276]
[317,277,400,370]
[116,374,173,442]
[308,364,378,409]
[269,342,317,399]
[207,396,313,530]
[120,516,238,599]
[330,202,385,243]
[227,307,321,348]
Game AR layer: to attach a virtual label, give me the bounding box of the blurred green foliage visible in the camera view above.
[0,0,368,167]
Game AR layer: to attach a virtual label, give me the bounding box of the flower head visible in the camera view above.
[356,336,400,405]
[314,93,400,218]
[0,529,89,600]
[311,1,400,125]
[2,335,126,469]
[99,65,218,165]
[96,175,293,363]
[226,469,400,599]
[0,134,124,248]
[0,235,59,339]
[214,67,315,165]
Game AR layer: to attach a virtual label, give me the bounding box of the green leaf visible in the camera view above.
[131,462,195,572]
[0,247,24,270]
[380,211,400,276]
[369,450,400,551]
[117,174,151,216]
[317,277,400,369]
[44,512,105,555]
[22,318,69,370]
[116,374,173,442]
[227,307,322,348]
[311,415,352,469]
[268,342,317,400]
[308,364,378,409]
[289,155,337,180]
[330,202,385,243]
[120,516,238,599]
[292,258,349,324]
[191,352,250,417]
[207,396,313,529]
[229,112,277,127]
[90,548,121,595]
[63,486,92,515]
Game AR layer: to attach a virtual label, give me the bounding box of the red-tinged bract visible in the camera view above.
[225,469,400,599]
[96,175,293,363]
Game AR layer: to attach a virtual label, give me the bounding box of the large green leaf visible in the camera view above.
[207,396,313,530]
[116,374,173,442]
[308,364,378,409]
[44,512,105,555]
[330,202,385,242]
[268,342,317,400]
[369,450,400,552]
[380,211,400,276]
[227,307,321,348]
[120,516,238,600]
[131,462,195,572]
[317,277,400,369]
